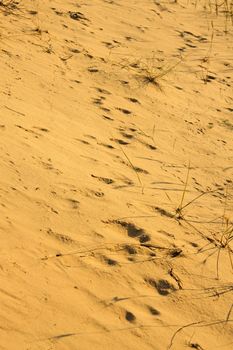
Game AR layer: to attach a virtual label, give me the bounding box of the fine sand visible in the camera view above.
[0,1,233,349]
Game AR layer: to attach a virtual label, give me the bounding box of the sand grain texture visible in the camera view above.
[0,1,233,349]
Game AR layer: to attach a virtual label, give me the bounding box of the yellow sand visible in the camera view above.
[0,1,233,349]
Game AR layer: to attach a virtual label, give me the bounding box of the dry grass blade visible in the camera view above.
[167,321,204,349]
[117,54,182,90]
[175,160,191,219]
[226,303,233,322]
[175,161,217,222]
[137,59,181,90]
[119,145,144,194]
[197,187,233,279]
[168,316,233,349]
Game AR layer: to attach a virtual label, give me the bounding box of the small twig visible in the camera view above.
[4,105,25,116]
[119,145,144,194]
[168,321,204,349]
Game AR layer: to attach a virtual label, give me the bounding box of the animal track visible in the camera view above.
[112,138,129,145]
[148,306,160,316]
[75,138,90,145]
[93,191,104,198]
[139,234,151,243]
[120,132,134,139]
[153,206,174,218]
[88,67,99,73]
[115,221,144,237]
[101,107,111,113]
[126,97,140,104]
[133,166,149,174]
[95,87,111,95]
[116,108,132,115]
[125,311,136,322]
[67,198,79,209]
[102,115,114,121]
[92,97,105,106]
[145,278,176,296]
[103,256,118,266]
[33,126,49,132]
[15,124,41,137]
[46,228,75,245]
[98,142,115,149]
[111,220,151,242]
[91,174,114,184]
[40,159,62,175]
[69,11,89,23]
[124,245,137,255]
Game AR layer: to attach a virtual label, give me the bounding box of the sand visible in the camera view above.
[0,0,233,349]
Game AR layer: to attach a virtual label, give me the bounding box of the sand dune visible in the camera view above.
[0,1,233,349]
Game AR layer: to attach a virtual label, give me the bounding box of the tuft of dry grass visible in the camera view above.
[134,57,181,90]
[198,187,233,279]
[116,54,182,90]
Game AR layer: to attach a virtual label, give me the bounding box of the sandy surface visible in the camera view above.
[0,1,233,349]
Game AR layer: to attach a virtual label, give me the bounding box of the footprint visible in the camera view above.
[95,87,111,95]
[120,132,134,139]
[145,143,156,150]
[67,198,79,209]
[115,221,144,238]
[125,36,135,41]
[146,278,176,296]
[71,79,82,84]
[75,138,90,145]
[125,311,136,322]
[133,166,149,174]
[153,206,174,218]
[41,160,62,175]
[69,11,89,22]
[15,124,41,137]
[104,256,118,266]
[101,107,111,113]
[91,174,114,184]
[33,126,49,132]
[46,228,75,245]
[98,142,115,149]
[113,221,151,243]
[112,138,129,145]
[148,306,160,316]
[102,41,119,49]
[84,134,96,140]
[116,108,132,115]
[139,234,151,243]
[88,67,99,73]
[169,248,182,258]
[120,80,129,85]
[124,245,137,255]
[92,97,104,106]
[126,97,140,104]
[93,191,104,198]
[102,115,113,121]
[51,8,64,16]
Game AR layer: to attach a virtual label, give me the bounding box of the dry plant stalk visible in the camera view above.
[200,21,214,83]
[174,161,212,222]
[118,54,181,90]
[198,187,233,279]
[194,0,233,31]
[119,145,144,194]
